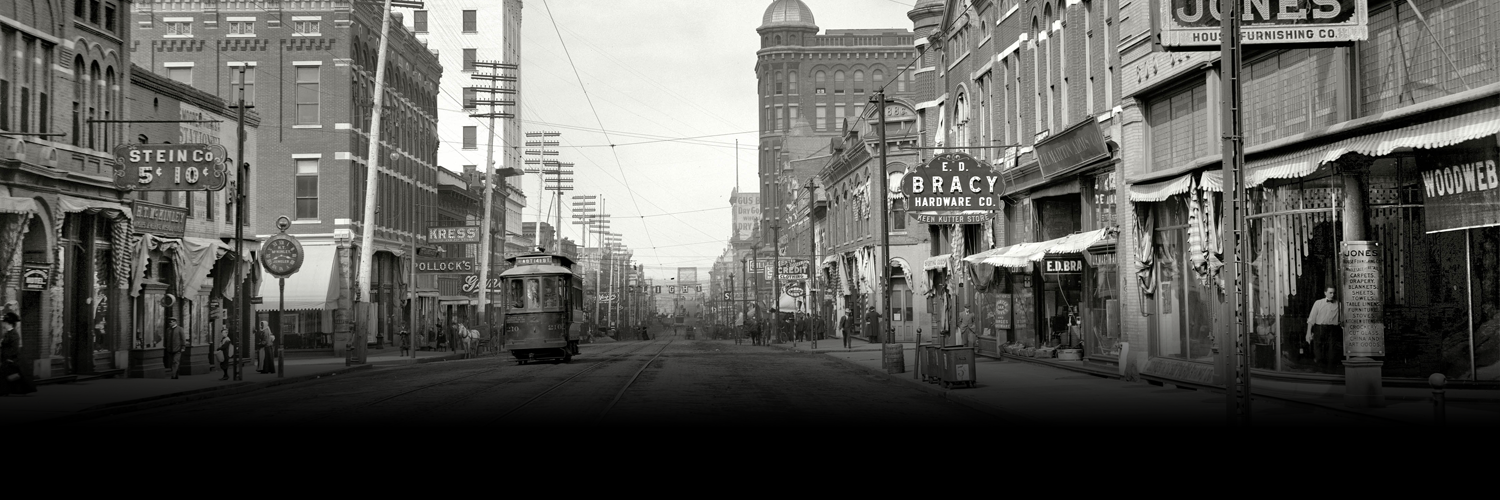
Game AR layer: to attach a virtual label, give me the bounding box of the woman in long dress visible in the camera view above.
[255,321,276,374]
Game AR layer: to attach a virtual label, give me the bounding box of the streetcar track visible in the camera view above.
[486,331,677,423]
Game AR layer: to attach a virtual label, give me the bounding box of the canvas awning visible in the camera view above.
[0,196,38,215]
[1199,170,1222,192]
[1245,105,1500,187]
[1129,172,1194,202]
[255,244,339,311]
[1045,228,1113,255]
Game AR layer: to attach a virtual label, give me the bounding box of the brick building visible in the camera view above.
[131,0,442,353]
[1,0,138,381]
[755,0,920,334]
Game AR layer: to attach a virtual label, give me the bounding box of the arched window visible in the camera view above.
[1043,3,1055,132]
[872,69,885,93]
[775,34,782,45]
[815,70,826,95]
[834,70,845,96]
[72,57,85,146]
[775,71,783,95]
[89,61,100,150]
[954,91,969,149]
[853,70,864,94]
[1031,15,1042,137]
[788,71,797,94]
[105,66,116,150]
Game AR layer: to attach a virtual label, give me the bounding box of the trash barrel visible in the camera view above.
[939,346,976,388]
[920,345,942,383]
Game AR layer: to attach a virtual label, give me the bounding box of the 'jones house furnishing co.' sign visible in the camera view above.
[1157,0,1369,49]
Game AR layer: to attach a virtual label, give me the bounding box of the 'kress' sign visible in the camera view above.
[1157,0,1368,49]
[900,153,1003,213]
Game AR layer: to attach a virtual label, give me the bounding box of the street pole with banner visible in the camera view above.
[260,216,303,379]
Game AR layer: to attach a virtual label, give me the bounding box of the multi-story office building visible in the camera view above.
[403,0,527,271]
[132,0,443,352]
[1,1,141,380]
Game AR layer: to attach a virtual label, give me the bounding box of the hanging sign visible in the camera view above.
[1156,0,1369,50]
[22,266,49,291]
[112,143,231,192]
[1417,144,1500,234]
[132,201,189,239]
[417,258,475,274]
[1042,257,1085,274]
[901,152,1003,224]
[1340,241,1384,357]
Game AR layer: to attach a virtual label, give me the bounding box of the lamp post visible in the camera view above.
[805,180,819,349]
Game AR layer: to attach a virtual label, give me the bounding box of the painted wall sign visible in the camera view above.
[1034,119,1111,178]
[901,153,1003,218]
[22,266,49,290]
[427,225,480,244]
[417,258,476,274]
[1340,241,1384,357]
[1418,143,1500,234]
[1043,257,1085,274]
[132,201,188,239]
[112,143,230,192]
[1157,0,1369,49]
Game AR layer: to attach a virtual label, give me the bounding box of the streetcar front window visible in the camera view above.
[526,279,540,308]
[542,278,559,308]
[510,279,525,309]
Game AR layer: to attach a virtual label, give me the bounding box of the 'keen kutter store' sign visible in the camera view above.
[1158,0,1368,49]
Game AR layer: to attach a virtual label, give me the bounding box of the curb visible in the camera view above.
[38,364,375,424]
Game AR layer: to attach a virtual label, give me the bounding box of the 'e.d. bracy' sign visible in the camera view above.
[1157,0,1368,49]
[900,153,1003,219]
[112,143,230,192]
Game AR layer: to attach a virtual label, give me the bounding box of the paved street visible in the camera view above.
[66,334,999,428]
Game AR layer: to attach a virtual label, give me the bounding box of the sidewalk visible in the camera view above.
[770,337,1500,426]
[2,348,471,425]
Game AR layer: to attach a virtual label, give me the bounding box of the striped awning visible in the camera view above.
[923,254,951,271]
[1044,228,1113,255]
[0,196,38,215]
[1246,105,1500,187]
[1199,170,1222,192]
[979,242,1053,268]
[1129,172,1194,202]
[961,247,1007,264]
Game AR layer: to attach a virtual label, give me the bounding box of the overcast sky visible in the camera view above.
[513,0,921,280]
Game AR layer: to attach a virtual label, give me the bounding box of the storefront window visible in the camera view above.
[1151,195,1216,362]
[1247,176,1343,374]
[1086,257,1120,357]
[1041,272,1083,347]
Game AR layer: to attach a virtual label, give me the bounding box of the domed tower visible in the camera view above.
[757,0,819,49]
[908,0,944,102]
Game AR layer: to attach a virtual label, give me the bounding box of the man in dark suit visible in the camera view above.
[164,317,186,379]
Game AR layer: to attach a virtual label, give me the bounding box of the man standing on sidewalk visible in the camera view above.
[164,318,186,379]
[863,305,882,344]
[1305,287,1342,371]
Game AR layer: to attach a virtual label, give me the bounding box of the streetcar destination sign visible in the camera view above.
[1157,0,1368,49]
[112,143,230,192]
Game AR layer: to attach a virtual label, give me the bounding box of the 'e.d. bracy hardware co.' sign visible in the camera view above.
[1158,0,1368,49]
[899,152,1002,224]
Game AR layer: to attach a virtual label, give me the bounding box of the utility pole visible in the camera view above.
[232,66,252,381]
[356,0,395,342]
[1218,0,1252,426]
[876,91,891,347]
[524,131,562,247]
[471,60,519,345]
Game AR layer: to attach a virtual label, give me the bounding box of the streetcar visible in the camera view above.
[500,249,585,364]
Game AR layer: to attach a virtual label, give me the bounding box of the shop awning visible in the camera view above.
[961,247,1007,264]
[979,242,1054,268]
[0,196,38,215]
[923,254,951,271]
[1044,228,1114,255]
[1030,180,1082,199]
[255,244,339,311]
[1246,105,1500,187]
[1199,170,1222,192]
[821,254,839,265]
[1129,172,1194,202]
[59,197,133,220]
